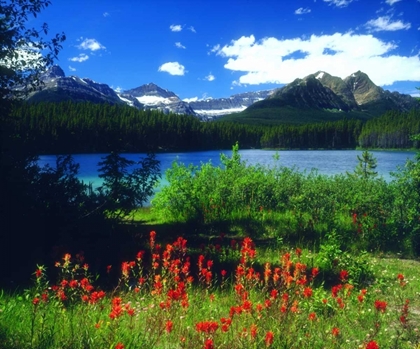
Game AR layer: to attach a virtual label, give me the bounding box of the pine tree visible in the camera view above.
[354,150,378,179]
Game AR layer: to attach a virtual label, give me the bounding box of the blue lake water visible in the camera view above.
[39,149,416,189]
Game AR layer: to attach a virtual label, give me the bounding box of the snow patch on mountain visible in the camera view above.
[135,95,175,106]
[195,106,248,117]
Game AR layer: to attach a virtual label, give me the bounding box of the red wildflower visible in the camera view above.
[196,321,219,334]
[331,327,340,337]
[115,343,124,349]
[150,230,156,239]
[311,267,319,278]
[250,324,258,339]
[166,320,173,333]
[80,277,90,289]
[35,269,42,278]
[32,297,40,305]
[295,248,302,257]
[57,289,67,301]
[126,307,135,317]
[331,284,342,298]
[265,331,274,347]
[136,250,145,260]
[242,299,253,312]
[41,293,48,303]
[69,279,78,288]
[121,262,130,277]
[339,270,349,282]
[221,270,227,277]
[290,300,299,313]
[270,289,278,299]
[303,287,313,298]
[374,300,387,313]
[308,312,317,321]
[220,317,232,332]
[204,338,214,349]
[366,340,379,349]
[106,265,112,273]
[397,273,404,281]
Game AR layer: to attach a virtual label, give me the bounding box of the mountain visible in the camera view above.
[122,83,198,117]
[26,66,417,124]
[27,66,275,119]
[219,70,418,124]
[28,66,123,104]
[188,90,274,119]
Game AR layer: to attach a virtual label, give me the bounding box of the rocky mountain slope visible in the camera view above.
[27,66,417,122]
[27,66,272,119]
[188,90,274,119]
[122,83,197,117]
[265,70,417,113]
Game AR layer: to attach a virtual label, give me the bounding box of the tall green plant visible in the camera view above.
[97,152,160,220]
[353,150,378,179]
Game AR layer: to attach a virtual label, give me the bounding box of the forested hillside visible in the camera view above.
[10,101,420,153]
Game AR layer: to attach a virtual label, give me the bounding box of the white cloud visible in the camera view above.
[188,26,196,33]
[295,7,311,15]
[77,38,106,51]
[68,65,76,71]
[69,54,89,62]
[205,73,215,81]
[208,44,221,55]
[158,62,186,76]
[170,24,182,32]
[103,12,110,17]
[175,42,186,49]
[323,0,354,7]
[213,33,420,86]
[366,16,411,31]
[386,0,402,5]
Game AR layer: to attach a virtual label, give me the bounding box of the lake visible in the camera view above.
[39,149,416,190]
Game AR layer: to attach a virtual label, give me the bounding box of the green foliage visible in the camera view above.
[316,231,374,286]
[153,143,420,256]
[389,134,420,254]
[0,0,66,101]
[0,0,66,286]
[12,102,420,153]
[97,152,160,220]
[353,150,378,179]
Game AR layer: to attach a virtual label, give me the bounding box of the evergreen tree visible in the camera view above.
[353,150,378,179]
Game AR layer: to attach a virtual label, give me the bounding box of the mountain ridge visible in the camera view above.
[27,66,418,122]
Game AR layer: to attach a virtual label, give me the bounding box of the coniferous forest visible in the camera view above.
[10,101,420,153]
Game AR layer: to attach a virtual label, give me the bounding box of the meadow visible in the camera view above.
[1,144,420,349]
[0,230,419,349]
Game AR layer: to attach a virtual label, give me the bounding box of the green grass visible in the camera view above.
[1,230,419,349]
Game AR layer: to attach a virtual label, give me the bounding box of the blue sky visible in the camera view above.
[31,0,420,100]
